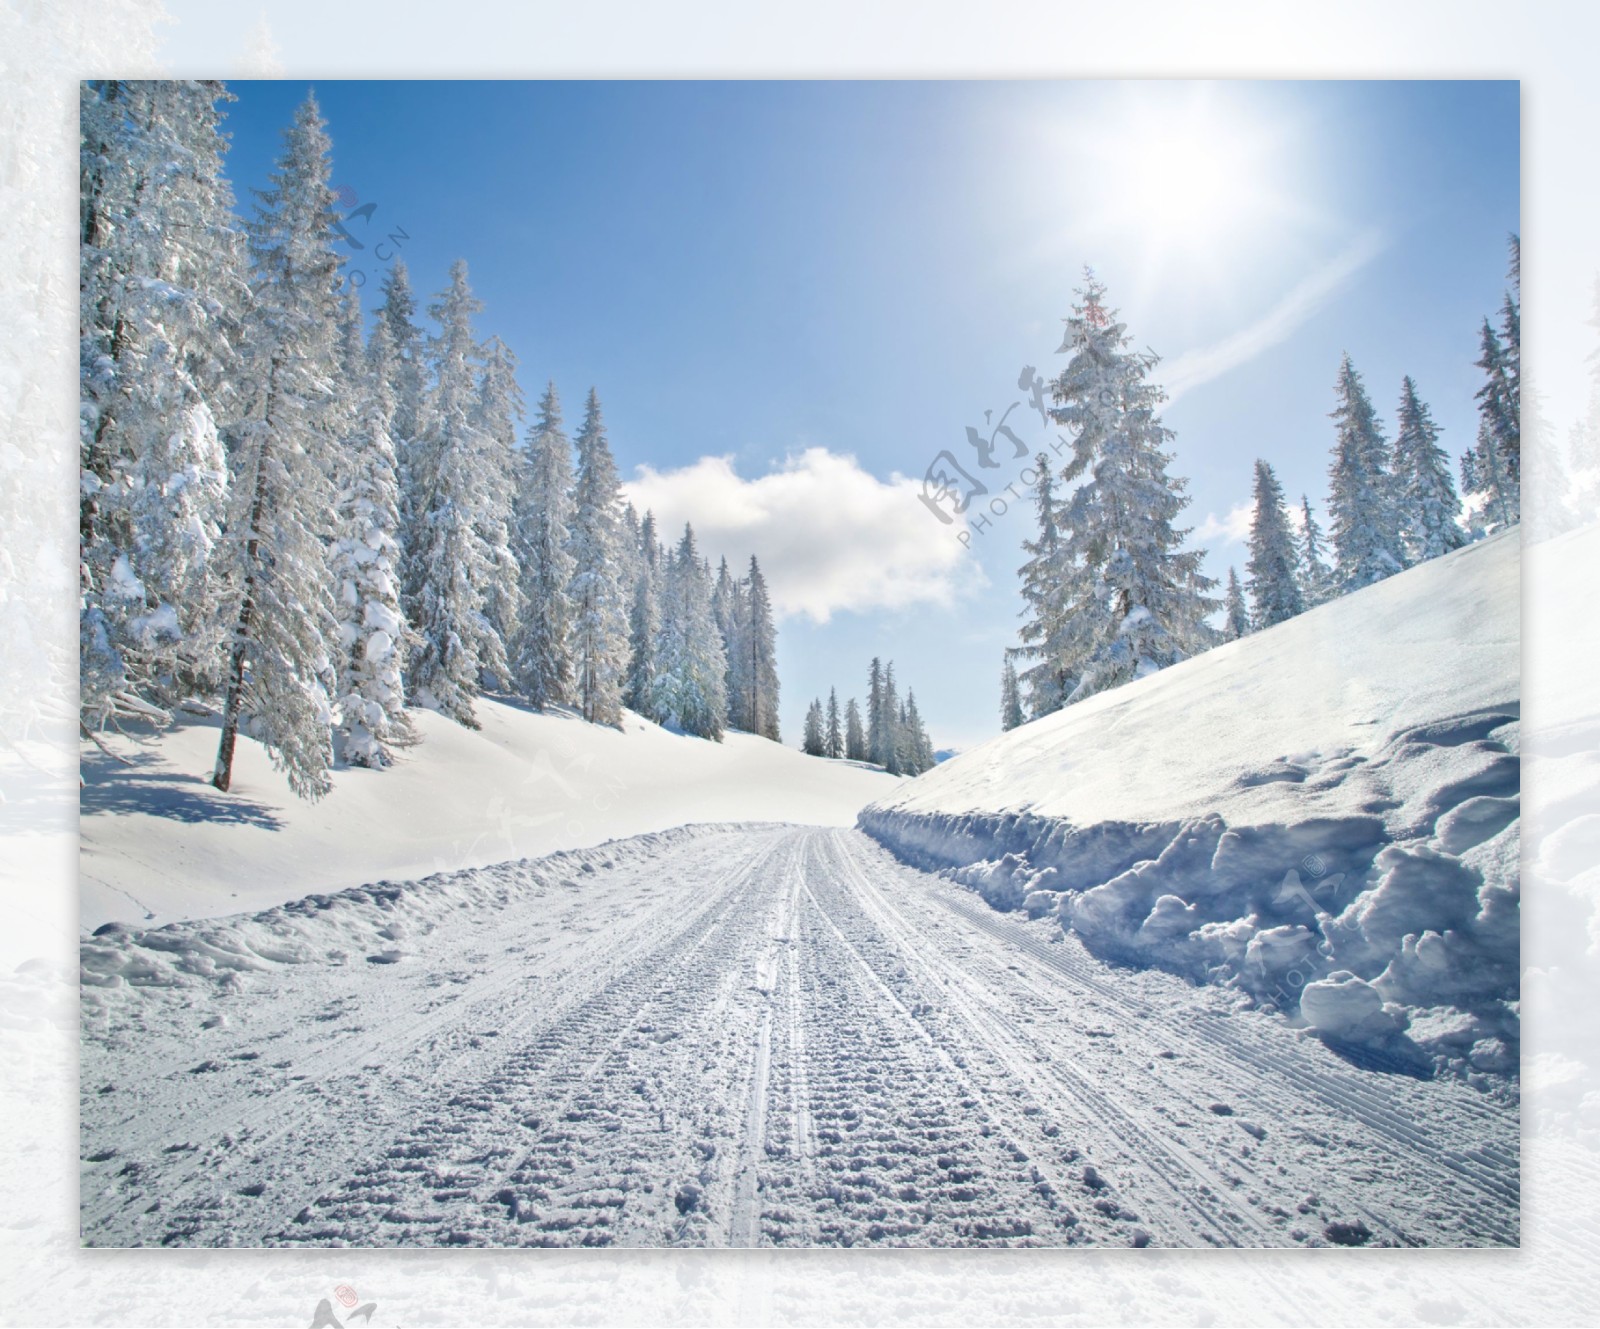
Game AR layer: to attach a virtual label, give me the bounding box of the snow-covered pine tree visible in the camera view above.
[740,557,780,740]
[1392,376,1466,562]
[80,80,245,728]
[712,556,748,729]
[624,509,662,718]
[825,687,843,758]
[1327,353,1408,592]
[866,657,886,766]
[1245,459,1304,630]
[1012,454,1075,719]
[471,335,524,666]
[567,389,631,727]
[1222,568,1250,641]
[330,300,415,767]
[845,696,866,761]
[902,690,934,774]
[1046,272,1217,703]
[650,524,728,739]
[378,259,427,622]
[406,260,508,728]
[511,381,576,708]
[212,93,345,798]
[1297,495,1335,608]
[801,699,825,755]
[880,662,903,775]
[1466,417,1519,534]
[999,655,1024,731]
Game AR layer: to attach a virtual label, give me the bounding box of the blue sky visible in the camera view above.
[219,80,1519,750]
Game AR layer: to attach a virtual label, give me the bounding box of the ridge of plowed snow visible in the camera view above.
[80,699,897,932]
[860,530,1520,1084]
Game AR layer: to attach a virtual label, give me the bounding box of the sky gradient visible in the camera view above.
[217,79,1520,750]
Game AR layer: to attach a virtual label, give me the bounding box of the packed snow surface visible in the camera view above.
[79,698,896,930]
[80,825,1517,1248]
[861,531,1520,1078]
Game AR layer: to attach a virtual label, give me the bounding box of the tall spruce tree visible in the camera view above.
[741,557,780,740]
[406,260,507,727]
[867,657,887,766]
[330,301,414,767]
[825,687,843,758]
[844,696,866,761]
[1327,354,1407,592]
[471,335,524,664]
[1222,568,1250,641]
[80,80,245,728]
[1245,459,1304,629]
[801,699,825,755]
[1392,376,1466,562]
[625,511,662,717]
[1045,273,1217,703]
[212,93,344,797]
[379,258,426,610]
[567,389,631,727]
[1000,655,1025,731]
[511,382,575,708]
[880,662,902,775]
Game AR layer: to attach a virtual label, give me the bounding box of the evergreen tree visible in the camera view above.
[330,301,415,767]
[999,655,1025,731]
[825,687,843,758]
[625,511,662,717]
[866,657,887,766]
[902,690,934,774]
[801,698,825,755]
[712,556,750,730]
[472,335,524,664]
[740,557,781,741]
[1245,459,1304,629]
[1222,567,1250,641]
[1013,454,1075,718]
[80,80,244,727]
[1327,353,1407,592]
[880,662,902,775]
[1392,376,1466,562]
[406,260,508,727]
[567,388,631,727]
[844,697,866,762]
[378,258,426,600]
[1297,495,1335,608]
[1467,417,1520,533]
[1045,273,1217,703]
[511,382,575,708]
[212,93,344,798]
[650,524,728,739]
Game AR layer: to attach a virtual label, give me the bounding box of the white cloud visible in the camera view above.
[623,448,976,623]
[1195,501,1252,546]
[1163,230,1387,405]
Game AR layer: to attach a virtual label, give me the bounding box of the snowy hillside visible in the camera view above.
[80,700,896,931]
[861,530,1520,1080]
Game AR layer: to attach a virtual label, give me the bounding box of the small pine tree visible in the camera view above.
[802,698,825,755]
[1013,454,1076,719]
[1000,656,1024,731]
[625,511,662,717]
[881,663,902,775]
[1245,459,1304,629]
[471,336,524,665]
[741,557,781,741]
[1392,376,1466,562]
[650,524,728,740]
[825,687,843,758]
[1297,495,1335,608]
[1222,568,1250,641]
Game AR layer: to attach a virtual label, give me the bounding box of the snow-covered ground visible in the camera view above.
[80,824,1517,1248]
[79,698,896,930]
[861,530,1520,1082]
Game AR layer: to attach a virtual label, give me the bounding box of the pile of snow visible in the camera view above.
[861,532,1520,1080]
[81,698,896,930]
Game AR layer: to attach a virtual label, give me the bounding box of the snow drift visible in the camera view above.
[860,531,1520,1081]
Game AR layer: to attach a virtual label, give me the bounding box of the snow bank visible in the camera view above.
[80,698,897,930]
[860,532,1520,1079]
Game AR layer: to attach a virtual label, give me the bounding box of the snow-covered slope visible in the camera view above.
[861,531,1520,1079]
[80,699,896,931]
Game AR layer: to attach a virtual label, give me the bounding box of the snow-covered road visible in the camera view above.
[80,824,1517,1248]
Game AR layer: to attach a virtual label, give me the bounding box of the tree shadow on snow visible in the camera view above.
[79,752,283,830]
[1315,1033,1435,1080]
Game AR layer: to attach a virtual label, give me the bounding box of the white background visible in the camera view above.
[3,1,1597,1324]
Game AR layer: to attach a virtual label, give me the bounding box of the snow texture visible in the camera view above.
[861,530,1519,1081]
